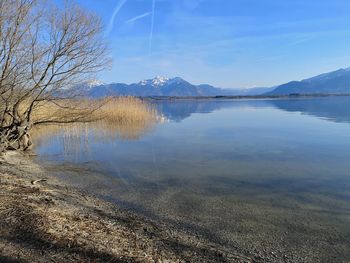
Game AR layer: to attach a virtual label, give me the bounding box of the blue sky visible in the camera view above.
[76,0,350,88]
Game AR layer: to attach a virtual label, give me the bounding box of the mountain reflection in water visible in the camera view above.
[154,96,350,124]
[34,96,350,263]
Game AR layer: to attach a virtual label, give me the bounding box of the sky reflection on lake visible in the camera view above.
[35,97,350,262]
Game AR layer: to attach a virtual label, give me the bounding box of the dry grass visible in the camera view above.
[30,97,158,125]
[32,96,158,136]
[90,97,158,140]
[30,97,159,153]
[95,97,158,124]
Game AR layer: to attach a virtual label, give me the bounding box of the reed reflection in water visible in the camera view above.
[34,98,350,262]
[32,97,159,156]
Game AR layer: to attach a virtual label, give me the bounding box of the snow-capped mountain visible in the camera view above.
[73,67,350,98]
[86,79,105,88]
[74,76,271,98]
[80,76,271,98]
[139,76,170,87]
[83,77,217,97]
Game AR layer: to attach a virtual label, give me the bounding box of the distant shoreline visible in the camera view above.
[143,93,350,101]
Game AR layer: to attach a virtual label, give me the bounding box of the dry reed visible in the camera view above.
[31,97,159,150]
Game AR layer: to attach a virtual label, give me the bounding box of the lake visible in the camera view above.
[34,97,350,262]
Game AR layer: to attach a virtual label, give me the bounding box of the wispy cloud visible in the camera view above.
[125,12,151,25]
[106,0,128,35]
[149,0,156,54]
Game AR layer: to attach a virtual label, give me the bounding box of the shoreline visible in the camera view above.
[143,93,350,101]
[0,152,251,263]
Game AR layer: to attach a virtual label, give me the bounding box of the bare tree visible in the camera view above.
[0,0,110,152]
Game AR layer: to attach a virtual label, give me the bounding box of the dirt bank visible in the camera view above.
[0,152,252,263]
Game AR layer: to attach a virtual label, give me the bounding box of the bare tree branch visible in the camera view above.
[0,0,110,151]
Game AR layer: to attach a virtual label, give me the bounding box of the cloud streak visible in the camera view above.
[149,0,156,54]
[106,0,128,35]
[125,12,151,25]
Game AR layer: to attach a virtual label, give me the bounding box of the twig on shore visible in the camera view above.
[31,179,48,185]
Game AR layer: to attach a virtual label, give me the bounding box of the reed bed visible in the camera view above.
[31,97,157,124]
[31,97,159,150]
[95,97,158,124]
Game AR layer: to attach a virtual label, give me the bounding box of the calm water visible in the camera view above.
[34,97,350,261]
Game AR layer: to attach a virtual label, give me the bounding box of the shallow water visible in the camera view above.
[34,97,350,261]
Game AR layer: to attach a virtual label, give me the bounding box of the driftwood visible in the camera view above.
[31,179,48,185]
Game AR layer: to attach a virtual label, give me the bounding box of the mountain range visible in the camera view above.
[80,67,350,97]
[266,68,350,95]
[80,76,273,97]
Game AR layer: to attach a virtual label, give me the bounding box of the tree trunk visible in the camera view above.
[0,124,33,153]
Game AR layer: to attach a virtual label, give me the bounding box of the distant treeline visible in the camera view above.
[143,93,350,101]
